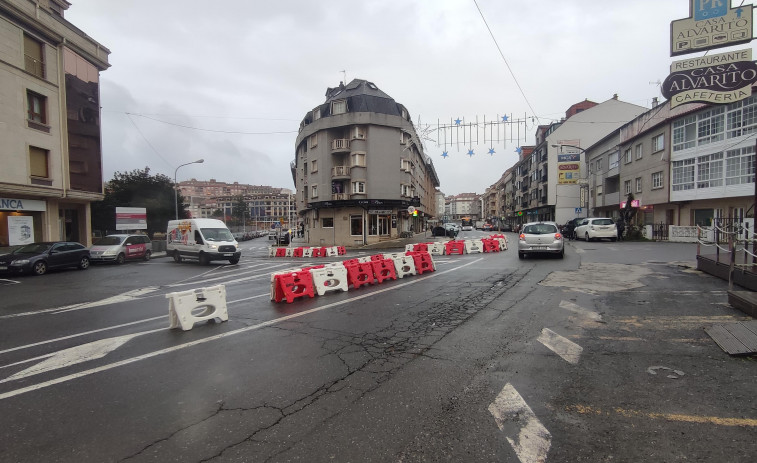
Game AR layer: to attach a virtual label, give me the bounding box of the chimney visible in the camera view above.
[613,93,618,100]
[652,97,659,107]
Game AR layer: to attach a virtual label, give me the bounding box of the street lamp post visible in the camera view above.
[174,159,204,220]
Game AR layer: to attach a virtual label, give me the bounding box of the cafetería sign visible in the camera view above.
[662,48,757,107]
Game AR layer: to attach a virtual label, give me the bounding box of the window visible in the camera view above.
[312,107,321,121]
[308,134,318,149]
[672,158,695,191]
[609,151,619,169]
[635,144,643,160]
[698,107,726,145]
[311,185,318,198]
[726,96,757,138]
[29,146,49,178]
[352,152,366,167]
[696,152,723,188]
[352,181,365,194]
[624,180,631,195]
[23,34,44,78]
[725,145,755,186]
[652,171,664,189]
[27,90,47,124]
[652,134,664,152]
[624,148,632,164]
[322,217,334,228]
[596,185,603,195]
[596,158,602,170]
[401,159,411,172]
[331,99,347,115]
[352,126,365,139]
[401,184,411,197]
[310,160,318,172]
[350,215,363,236]
[673,115,697,151]
[635,177,642,193]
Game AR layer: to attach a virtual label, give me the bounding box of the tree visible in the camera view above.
[619,193,640,239]
[231,195,247,226]
[91,167,182,237]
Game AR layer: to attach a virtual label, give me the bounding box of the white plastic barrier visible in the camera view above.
[309,266,349,296]
[358,256,373,263]
[268,247,276,257]
[428,242,446,255]
[285,247,294,257]
[167,285,228,331]
[405,244,415,252]
[496,238,508,251]
[464,239,483,254]
[302,247,313,257]
[390,255,417,279]
[326,246,339,257]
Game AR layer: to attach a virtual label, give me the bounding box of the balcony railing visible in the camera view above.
[331,138,350,152]
[332,165,351,177]
[332,193,349,201]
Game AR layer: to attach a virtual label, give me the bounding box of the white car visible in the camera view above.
[575,217,618,242]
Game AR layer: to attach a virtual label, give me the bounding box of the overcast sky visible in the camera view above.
[65,0,704,195]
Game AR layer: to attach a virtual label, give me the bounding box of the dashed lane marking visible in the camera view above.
[489,383,551,463]
[537,328,583,364]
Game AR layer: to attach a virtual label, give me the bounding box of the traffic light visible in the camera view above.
[412,210,418,216]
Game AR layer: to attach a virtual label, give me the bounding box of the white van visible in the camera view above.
[166,219,241,265]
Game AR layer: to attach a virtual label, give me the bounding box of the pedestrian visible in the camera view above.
[617,219,625,241]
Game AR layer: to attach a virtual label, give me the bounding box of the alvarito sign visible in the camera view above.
[662,48,757,107]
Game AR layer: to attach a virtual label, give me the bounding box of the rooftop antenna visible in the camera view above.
[340,70,347,84]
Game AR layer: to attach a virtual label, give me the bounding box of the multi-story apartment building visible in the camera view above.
[446,193,479,221]
[292,79,439,246]
[0,0,109,247]
[511,97,648,226]
[177,179,295,229]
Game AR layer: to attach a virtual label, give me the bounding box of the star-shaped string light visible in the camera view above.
[502,115,508,122]
[467,148,475,157]
[515,146,522,154]
[488,148,496,156]
[441,150,449,158]
[454,118,462,125]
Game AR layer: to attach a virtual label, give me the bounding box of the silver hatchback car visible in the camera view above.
[517,221,564,259]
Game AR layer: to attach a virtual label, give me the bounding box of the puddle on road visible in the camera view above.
[540,263,653,293]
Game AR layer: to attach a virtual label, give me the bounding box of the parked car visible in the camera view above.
[499,223,513,232]
[574,217,618,242]
[275,230,292,246]
[0,241,90,276]
[560,217,583,240]
[517,221,564,259]
[89,234,152,264]
[482,223,493,232]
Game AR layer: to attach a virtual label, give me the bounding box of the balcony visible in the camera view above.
[24,54,45,79]
[332,165,351,178]
[332,193,349,201]
[331,138,350,153]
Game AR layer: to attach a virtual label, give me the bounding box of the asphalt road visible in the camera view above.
[0,233,755,462]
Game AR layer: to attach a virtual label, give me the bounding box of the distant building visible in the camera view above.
[0,0,110,247]
[292,79,440,246]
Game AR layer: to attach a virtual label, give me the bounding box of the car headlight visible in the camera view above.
[208,244,218,250]
[103,250,117,255]
[11,259,30,265]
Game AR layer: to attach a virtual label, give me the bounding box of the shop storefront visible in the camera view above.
[0,197,47,248]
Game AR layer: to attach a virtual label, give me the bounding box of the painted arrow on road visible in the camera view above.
[489,383,551,463]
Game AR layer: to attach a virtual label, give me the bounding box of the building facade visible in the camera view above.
[292,79,439,246]
[0,0,110,248]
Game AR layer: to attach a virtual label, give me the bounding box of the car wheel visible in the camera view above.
[611,238,617,242]
[115,253,126,265]
[518,252,524,259]
[199,253,209,265]
[143,251,151,261]
[228,257,239,264]
[585,232,591,242]
[32,260,47,276]
[559,249,565,259]
[78,256,90,270]
[173,252,182,263]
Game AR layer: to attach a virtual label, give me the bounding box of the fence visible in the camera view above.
[696,218,757,291]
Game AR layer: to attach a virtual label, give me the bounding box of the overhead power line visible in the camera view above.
[125,112,299,135]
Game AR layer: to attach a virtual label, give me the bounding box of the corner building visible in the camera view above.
[0,0,109,248]
[293,79,439,247]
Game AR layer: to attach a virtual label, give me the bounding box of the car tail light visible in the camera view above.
[519,233,526,241]
[554,233,563,240]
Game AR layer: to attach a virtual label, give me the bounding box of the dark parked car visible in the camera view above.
[560,218,583,240]
[0,241,90,276]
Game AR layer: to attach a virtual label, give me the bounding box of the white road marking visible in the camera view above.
[0,278,20,285]
[0,316,165,356]
[51,287,160,314]
[488,383,551,463]
[537,328,583,364]
[559,300,601,321]
[1,330,160,383]
[0,258,483,400]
